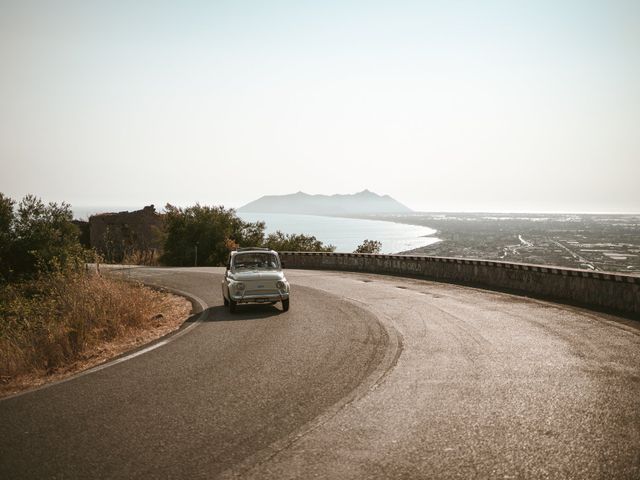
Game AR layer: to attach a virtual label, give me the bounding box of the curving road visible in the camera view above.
[1,267,639,479]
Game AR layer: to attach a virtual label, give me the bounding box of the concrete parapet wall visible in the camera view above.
[279,252,640,317]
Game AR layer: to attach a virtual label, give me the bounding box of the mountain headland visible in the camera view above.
[238,190,412,215]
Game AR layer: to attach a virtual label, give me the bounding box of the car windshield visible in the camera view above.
[232,252,279,271]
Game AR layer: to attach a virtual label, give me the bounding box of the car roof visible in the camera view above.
[230,248,278,256]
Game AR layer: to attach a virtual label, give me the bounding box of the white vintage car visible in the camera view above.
[221,248,290,313]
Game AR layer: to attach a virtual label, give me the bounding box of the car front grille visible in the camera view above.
[245,289,279,296]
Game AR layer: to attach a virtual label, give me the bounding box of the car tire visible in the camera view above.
[223,296,229,306]
[282,298,289,312]
[229,299,237,313]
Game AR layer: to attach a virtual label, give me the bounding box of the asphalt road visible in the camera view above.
[1,267,639,479]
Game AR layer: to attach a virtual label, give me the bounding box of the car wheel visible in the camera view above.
[282,298,289,312]
[223,296,229,306]
[229,299,237,313]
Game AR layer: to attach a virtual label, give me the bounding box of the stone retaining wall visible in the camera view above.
[279,252,640,317]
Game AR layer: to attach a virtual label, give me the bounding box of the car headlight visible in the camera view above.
[276,280,288,290]
[233,282,245,291]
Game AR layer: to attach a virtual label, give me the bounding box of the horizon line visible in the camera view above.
[71,204,640,217]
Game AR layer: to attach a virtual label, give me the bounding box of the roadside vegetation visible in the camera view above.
[0,193,367,391]
[0,271,184,381]
[160,203,334,267]
[354,239,382,254]
[0,194,86,282]
[0,193,339,390]
[0,193,188,394]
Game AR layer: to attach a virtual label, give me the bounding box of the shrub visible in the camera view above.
[0,193,88,281]
[160,204,266,266]
[0,271,171,378]
[354,239,382,254]
[264,231,335,252]
[0,193,15,281]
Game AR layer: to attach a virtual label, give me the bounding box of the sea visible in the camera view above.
[73,206,439,254]
[237,212,439,254]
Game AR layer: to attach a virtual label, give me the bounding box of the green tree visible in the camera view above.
[0,194,85,280]
[0,193,16,281]
[160,203,337,265]
[354,239,382,254]
[264,231,335,252]
[241,220,267,247]
[160,204,265,266]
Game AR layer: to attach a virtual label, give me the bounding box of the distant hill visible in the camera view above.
[238,190,413,215]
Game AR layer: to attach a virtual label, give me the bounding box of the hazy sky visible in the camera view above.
[1,0,639,212]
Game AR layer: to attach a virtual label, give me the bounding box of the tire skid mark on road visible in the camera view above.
[218,285,404,480]
[369,281,496,357]
[504,304,640,377]
[232,269,640,479]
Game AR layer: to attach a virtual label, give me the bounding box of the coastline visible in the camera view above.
[330,213,441,235]
[328,213,441,254]
[338,212,640,274]
[237,212,441,254]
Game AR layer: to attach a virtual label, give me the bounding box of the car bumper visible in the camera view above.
[230,292,290,303]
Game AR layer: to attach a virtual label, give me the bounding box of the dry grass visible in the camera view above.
[121,249,160,266]
[0,272,191,398]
